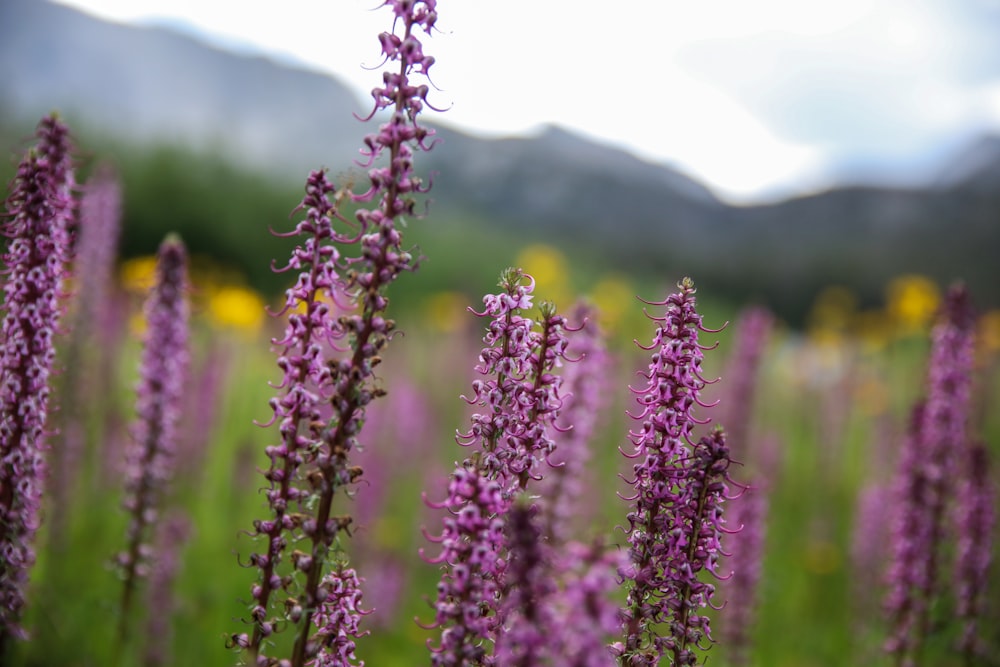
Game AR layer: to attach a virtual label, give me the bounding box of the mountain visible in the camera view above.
[2,0,998,317]
[935,135,1000,192]
[0,0,368,171]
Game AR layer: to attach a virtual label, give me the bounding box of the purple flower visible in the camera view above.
[541,300,610,545]
[239,3,442,664]
[49,164,124,548]
[0,113,75,642]
[954,443,995,661]
[551,540,625,667]
[493,499,554,667]
[243,169,354,662]
[884,284,977,665]
[423,466,507,667]
[309,566,370,667]
[619,278,731,666]
[457,268,569,496]
[716,306,772,459]
[719,482,768,666]
[118,234,190,634]
[425,270,574,665]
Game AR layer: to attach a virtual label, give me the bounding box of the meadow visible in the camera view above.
[1,2,998,666]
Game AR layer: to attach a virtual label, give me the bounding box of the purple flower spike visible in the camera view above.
[309,566,370,667]
[493,499,555,667]
[458,268,570,496]
[423,466,507,667]
[918,285,975,574]
[619,278,730,666]
[118,234,190,635]
[238,2,443,664]
[541,301,610,545]
[552,540,625,667]
[50,164,124,547]
[0,113,75,643]
[883,403,930,665]
[954,443,995,662]
[720,482,768,666]
[717,306,772,459]
[244,169,355,663]
[884,284,977,666]
[424,269,574,666]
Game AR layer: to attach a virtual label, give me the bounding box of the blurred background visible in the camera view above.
[1,0,998,327]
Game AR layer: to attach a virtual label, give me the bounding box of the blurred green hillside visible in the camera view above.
[3,116,996,333]
[0,118,683,326]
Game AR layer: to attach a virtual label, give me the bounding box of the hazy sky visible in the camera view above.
[55,0,1000,202]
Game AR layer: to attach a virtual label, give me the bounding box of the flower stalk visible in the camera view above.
[884,284,977,667]
[237,2,441,665]
[0,113,75,645]
[117,234,190,642]
[618,278,731,666]
[424,268,572,666]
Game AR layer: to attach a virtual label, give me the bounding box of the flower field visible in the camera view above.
[1,2,997,666]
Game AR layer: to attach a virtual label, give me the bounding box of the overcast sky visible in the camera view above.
[55,0,1000,203]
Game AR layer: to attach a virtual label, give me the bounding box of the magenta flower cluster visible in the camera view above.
[310,566,370,667]
[541,302,610,544]
[0,114,75,642]
[424,466,507,666]
[619,278,732,666]
[458,268,569,493]
[237,2,442,665]
[425,275,737,667]
[954,443,995,661]
[117,235,190,629]
[884,284,979,666]
[719,483,768,666]
[426,268,573,665]
[493,500,555,667]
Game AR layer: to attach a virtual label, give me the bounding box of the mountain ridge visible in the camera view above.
[2,0,997,314]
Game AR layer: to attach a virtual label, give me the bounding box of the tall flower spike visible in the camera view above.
[50,164,124,549]
[238,3,442,665]
[240,169,351,664]
[953,442,995,663]
[0,113,75,644]
[117,234,190,640]
[550,540,626,667]
[423,466,507,667]
[540,300,609,545]
[310,566,371,667]
[457,268,569,496]
[717,306,772,459]
[618,278,731,666]
[719,482,768,667]
[493,498,555,667]
[917,284,976,618]
[884,284,977,666]
[423,269,572,666]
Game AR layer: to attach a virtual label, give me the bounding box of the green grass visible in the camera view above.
[6,297,996,666]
